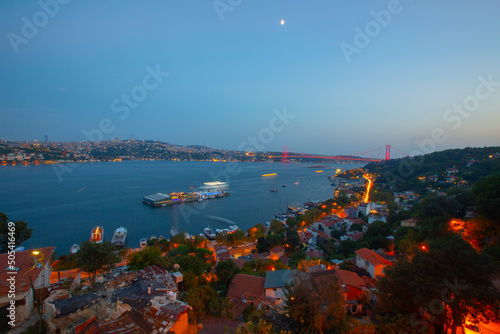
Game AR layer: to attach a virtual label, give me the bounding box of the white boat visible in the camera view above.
[140,238,147,248]
[111,226,127,247]
[204,226,216,239]
[70,244,80,254]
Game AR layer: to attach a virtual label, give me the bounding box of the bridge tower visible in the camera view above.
[283,146,288,163]
[385,145,391,160]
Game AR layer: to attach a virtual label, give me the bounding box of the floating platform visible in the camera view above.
[143,190,230,207]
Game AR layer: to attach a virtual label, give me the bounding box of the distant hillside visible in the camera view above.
[365,146,500,192]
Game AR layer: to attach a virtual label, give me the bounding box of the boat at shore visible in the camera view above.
[90,226,104,243]
[111,226,127,247]
[70,244,80,254]
[204,226,216,239]
[140,238,147,248]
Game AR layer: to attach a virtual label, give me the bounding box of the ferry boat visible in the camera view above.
[70,244,80,254]
[140,238,147,248]
[111,226,127,247]
[90,226,104,243]
[204,226,216,240]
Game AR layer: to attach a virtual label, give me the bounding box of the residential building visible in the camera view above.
[355,248,392,279]
[0,247,54,327]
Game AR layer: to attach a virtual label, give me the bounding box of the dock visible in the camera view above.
[143,190,230,207]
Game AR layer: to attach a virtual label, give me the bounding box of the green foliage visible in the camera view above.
[241,259,287,277]
[361,221,392,251]
[473,174,500,225]
[269,219,285,234]
[53,253,79,271]
[375,314,429,334]
[377,235,500,332]
[215,260,241,287]
[75,241,120,289]
[216,229,248,247]
[415,195,462,239]
[365,146,500,192]
[168,244,213,276]
[288,250,306,268]
[285,230,300,250]
[286,273,350,333]
[236,319,290,334]
[0,213,33,253]
[128,246,169,270]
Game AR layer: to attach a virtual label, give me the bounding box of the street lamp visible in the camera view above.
[32,250,46,328]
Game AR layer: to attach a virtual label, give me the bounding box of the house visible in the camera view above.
[427,175,439,182]
[344,206,358,218]
[0,247,55,327]
[226,274,267,319]
[355,248,392,279]
[466,159,479,167]
[341,231,364,242]
[334,269,367,315]
[306,250,323,259]
[264,269,301,310]
[315,231,332,249]
[269,246,285,261]
[446,167,459,174]
[312,217,340,232]
[310,269,367,315]
[48,266,190,333]
[446,175,457,183]
[401,218,418,228]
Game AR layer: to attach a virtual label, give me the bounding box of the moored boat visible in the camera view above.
[90,226,104,243]
[204,226,216,239]
[140,238,147,248]
[111,226,127,247]
[70,244,80,254]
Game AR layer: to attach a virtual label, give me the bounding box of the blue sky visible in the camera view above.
[1,0,499,155]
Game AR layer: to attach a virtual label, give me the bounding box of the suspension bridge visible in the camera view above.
[272,145,409,163]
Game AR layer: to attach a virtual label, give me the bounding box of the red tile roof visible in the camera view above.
[0,247,55,296]
[334,269,365,290]
[306,250,323,258]
[227,274,266,301]
[355,248,392,266]
[269,246,285,254]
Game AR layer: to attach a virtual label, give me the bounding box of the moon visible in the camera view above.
[280,19,285,25]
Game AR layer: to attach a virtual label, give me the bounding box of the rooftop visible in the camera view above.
[0,247,55,296]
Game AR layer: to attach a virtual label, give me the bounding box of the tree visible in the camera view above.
[288,250,306,269]
[128,246,169,270]
[215,260,241,287]
[0,213,33,253]
[285,230,300,250]
[377,235,500,334]
[269,219,285,234]
[75,241,120,290]
[473,174,500,238]
[235,319,290,334]
[286,273,350,333]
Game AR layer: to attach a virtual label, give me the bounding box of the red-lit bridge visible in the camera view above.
[273,145,409,163]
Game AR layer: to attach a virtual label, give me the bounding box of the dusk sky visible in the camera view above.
[1,1,499,155]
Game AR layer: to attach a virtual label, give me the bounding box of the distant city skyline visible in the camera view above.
[1,1,499,155]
